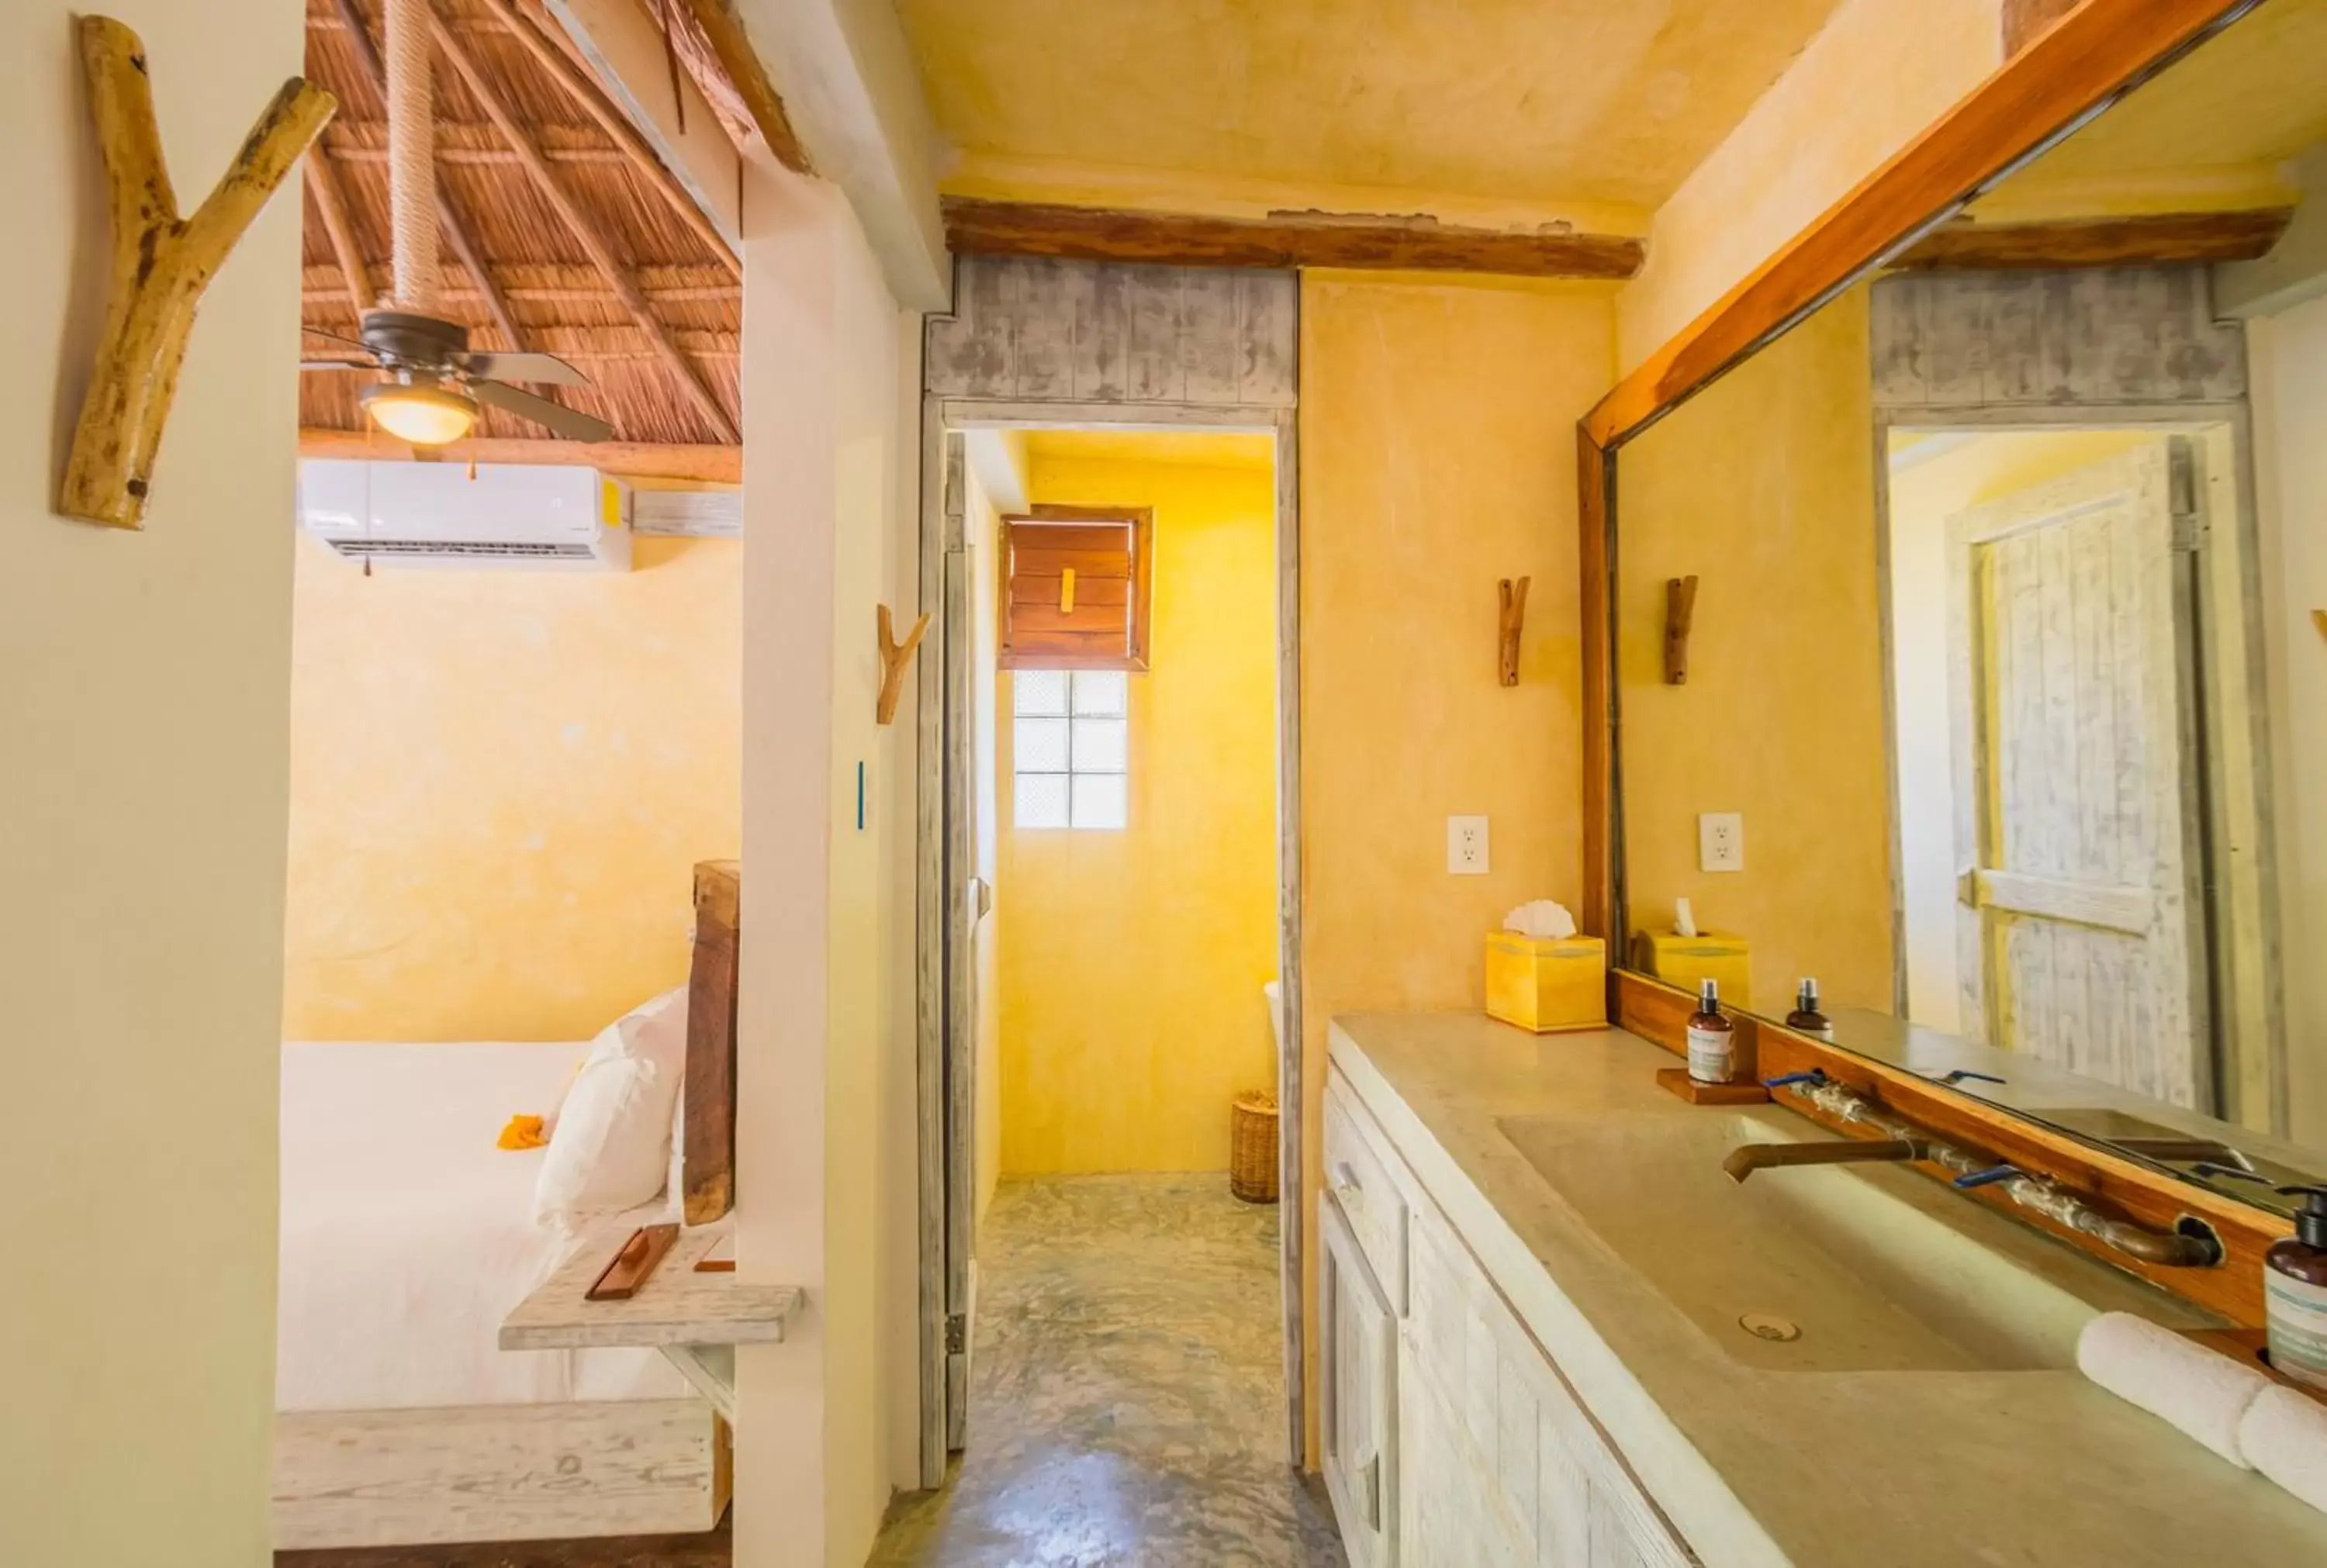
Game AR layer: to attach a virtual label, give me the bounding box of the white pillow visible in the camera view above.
[534,986,689,1230]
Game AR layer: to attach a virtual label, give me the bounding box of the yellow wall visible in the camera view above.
[1617,286,1894,1015]
[3,2,304,1559]
[1299,271,1618,1452]
[997,446,1281,1174]
[1618,0,2000,369]
[281,532,742,1042]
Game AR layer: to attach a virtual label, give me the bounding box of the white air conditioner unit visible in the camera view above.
[296,460,633,570]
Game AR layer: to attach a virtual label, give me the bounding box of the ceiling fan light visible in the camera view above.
[361,382,478,446]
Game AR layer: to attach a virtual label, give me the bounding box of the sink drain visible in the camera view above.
[1739,1313,1802,1343]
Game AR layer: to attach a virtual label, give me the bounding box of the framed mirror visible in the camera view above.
[1606,0,2327,1221]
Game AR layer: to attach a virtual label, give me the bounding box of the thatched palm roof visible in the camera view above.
[299,0,742,450]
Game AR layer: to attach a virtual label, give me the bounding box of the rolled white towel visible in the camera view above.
[2076,1311,2271,1466]
[2242,1384,2327,1514]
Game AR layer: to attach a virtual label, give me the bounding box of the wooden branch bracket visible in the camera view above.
[61,17,337,528]
[877,603,931,726]
[1497,575,1530,687]
[1665,575,1699,686]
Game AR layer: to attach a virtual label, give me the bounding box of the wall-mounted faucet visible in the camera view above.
[1742,1076,2223,1268]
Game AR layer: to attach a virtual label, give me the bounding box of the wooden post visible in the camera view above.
[60,18,337,528]
[1497,575,1530,686]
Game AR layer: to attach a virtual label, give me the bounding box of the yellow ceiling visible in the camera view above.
[1976,0,2327,220]
[896,0,1850,214]
[1025,430,1276,472]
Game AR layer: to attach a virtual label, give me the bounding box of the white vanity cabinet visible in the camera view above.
[1323,1069,1699,1568]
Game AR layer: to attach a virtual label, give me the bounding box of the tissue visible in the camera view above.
[1502,900,1577,940]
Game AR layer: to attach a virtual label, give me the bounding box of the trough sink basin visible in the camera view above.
[1496,1112,2196,1373]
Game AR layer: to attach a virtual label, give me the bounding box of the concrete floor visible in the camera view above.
[870,1175,1345,1568]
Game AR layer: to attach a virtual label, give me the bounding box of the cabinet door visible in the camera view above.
[1323,1195,1398,1568]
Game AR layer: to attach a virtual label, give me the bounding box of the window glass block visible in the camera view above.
[1015,773,1070,828]
[1015,716,1070,772]
[1071,717,1128,773]
[1014,669,1070,716]
[1071,669,1128,716]
[1071,772,1128,830]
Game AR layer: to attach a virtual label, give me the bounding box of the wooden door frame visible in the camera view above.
[915,395,1303,1486]
[1578,0,2263,961]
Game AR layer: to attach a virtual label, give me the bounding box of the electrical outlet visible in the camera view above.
[1699,812,1744,873]
[1447,815,1490,876]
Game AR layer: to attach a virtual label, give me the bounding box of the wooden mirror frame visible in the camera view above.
[1572,0,2294,1324]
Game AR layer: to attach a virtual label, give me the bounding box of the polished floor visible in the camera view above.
[871,1174,1344,1568]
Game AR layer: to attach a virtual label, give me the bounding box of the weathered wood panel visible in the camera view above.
[1872,267,2246,409]
[682,859,739,1224]
[272,1400,724,1549]
[1892,209,2291,271]
[927,257,1297,408]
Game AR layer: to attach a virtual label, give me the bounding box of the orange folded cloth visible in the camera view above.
[497,1114,548,1151]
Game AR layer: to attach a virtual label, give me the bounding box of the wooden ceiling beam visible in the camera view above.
[329,0,525,349]
[301,427,739,481]
[434,6,739,443]
[940,197,1646,281]
[673,0,811,173]
[470,0,740,279]
[303,152,377,315]
[1890,207,2294,270]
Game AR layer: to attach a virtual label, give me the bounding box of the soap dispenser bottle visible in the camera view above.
[1686,979,1734,1084]
[2266,1186,2327,1391]
[1786,978,1835,1042]
[2197,1166,2327,1391]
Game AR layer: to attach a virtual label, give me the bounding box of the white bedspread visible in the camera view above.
[278,1041,688,1412]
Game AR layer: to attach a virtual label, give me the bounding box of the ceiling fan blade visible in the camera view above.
[456,351,590,387]
[471,378,614,443]
[300,359,376,371]
[302,325,373,354]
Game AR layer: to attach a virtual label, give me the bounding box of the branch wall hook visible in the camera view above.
[877,603,932,726]
[60,18,337,528]
[1665,575,1699,685]
[1497,575,1530,686]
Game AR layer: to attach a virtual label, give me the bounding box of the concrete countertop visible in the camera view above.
[1330,1012,2327,1568]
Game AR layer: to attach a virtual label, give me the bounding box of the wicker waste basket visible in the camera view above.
[1229,1092,1280,1204]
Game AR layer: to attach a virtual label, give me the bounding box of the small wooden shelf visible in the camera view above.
[502,1221,802,1353]
[1655,1068,1771,1106]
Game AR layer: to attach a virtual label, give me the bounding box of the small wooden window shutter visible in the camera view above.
[998,505,1154,672]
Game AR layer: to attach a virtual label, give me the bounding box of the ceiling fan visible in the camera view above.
[306,0,613,448]
[303,313,614,445]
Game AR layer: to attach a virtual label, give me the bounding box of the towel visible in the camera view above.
[2076,1312,2270,1466]
[2242,1384,2327,1515]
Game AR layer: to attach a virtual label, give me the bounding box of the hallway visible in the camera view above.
[871,1176,1343,1568]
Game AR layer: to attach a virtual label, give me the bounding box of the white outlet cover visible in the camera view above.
[1699,812,1744,872]
[1447,815,1490,876]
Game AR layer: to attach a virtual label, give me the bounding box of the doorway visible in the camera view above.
[894,410,1319,1559]
[1879,416,2279,1121]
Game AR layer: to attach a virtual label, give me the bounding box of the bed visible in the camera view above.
[272,862,739,1550]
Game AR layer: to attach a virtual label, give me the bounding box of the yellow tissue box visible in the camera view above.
[1631,930,1752,1010]
[1485,933,1608,1034]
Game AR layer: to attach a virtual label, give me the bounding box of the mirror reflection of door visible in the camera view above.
[1937,440,2210,1108]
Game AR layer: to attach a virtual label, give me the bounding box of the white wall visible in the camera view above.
[2250,299,2327,1145]
[0,3,305,1561]
[735,164,922,1567]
